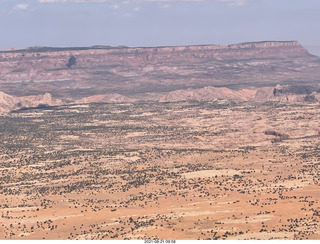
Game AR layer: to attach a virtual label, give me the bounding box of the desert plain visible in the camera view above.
[1,100,320,240]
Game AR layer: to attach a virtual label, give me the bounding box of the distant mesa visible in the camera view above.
[0,40,320,104]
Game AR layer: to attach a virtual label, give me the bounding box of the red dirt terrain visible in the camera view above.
[1,41,320,240]
[1,101,320,240]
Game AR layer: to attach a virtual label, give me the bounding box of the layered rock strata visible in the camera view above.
[0,41,319,102]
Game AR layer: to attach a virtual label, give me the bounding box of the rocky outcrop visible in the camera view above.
[18,93,63,109]
[159,85,320,103]
[75,94,132,104]
[159,87,256,102]
[273,84,319,96]
[0,91,20,114]
[0,91,63,114]
[2,82,319,114]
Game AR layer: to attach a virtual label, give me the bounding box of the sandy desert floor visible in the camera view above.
[1,100,320,240]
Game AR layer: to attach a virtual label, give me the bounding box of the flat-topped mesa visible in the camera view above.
[0,41,309,62]
[0,41,311,74]
[0,40,318,100]
[219,41,310,60]
[138,40,303,52]
[228,40,301,49]
[96,41,310,61]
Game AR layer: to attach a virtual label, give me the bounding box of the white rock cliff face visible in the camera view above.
[0,91,63,114]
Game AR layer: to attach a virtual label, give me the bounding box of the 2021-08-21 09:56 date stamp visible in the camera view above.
[144,240,177,244]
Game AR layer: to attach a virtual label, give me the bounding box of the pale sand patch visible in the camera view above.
[215,201,237,205]
[222,214,274,224]
[274,180,310,188]
[200,110,220,115]
[194,136,206,141]
[23,214,85,223]
[0,167,14,171]
[74,234,98,240]
[251,180,311,191]
[133,225,158,233]
[28,162,46,167]
[183,169,240,179]
[140,112,155,116]
[229,231,294,240]
[70,104,90,108]
[115,209,234,221]
[67,148,96,152]
[176,210,236,217]
[126,132,146,137]
[123,233,147,239]
[170,206,200,211]
[60,135,79,140]
[1,206,39,211]
[114,155,141,161]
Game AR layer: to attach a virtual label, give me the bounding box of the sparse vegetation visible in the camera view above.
[1,100,320,240]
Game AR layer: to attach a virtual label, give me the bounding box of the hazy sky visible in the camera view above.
[1,0,320,55]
